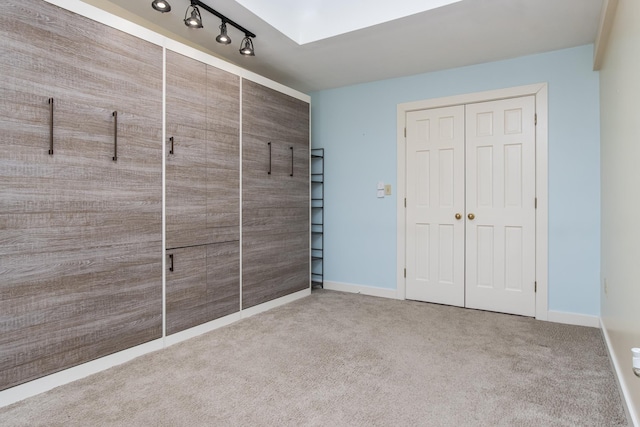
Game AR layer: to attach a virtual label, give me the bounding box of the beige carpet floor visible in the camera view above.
[0,290,628,426]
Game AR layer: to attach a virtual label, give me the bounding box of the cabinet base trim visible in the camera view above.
[164,312,242,347]
[0,339,164,409]
[241,288,311,319]
[0,288,311,409]
[165,289,310,347]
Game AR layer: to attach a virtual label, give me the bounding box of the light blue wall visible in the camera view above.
[310,44,601,316]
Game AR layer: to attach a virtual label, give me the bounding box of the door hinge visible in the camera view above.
[535,281,537,293]
[404,127,407,138]
[404,268,406,278]
[534,114,537,126]
[535,198,537,209]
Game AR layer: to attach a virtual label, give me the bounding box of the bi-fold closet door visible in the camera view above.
[0,0,163,391]
[405,96,536,317]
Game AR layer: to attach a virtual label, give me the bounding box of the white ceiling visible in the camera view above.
[96,0,604,93]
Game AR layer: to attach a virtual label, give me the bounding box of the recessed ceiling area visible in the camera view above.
[86,0,604,93]
[232,0,463,44]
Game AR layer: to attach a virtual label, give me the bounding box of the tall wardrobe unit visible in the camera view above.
[242,81,310,309]
[0,0,164,391]
[165,51,241,335]
[0,0,310,393]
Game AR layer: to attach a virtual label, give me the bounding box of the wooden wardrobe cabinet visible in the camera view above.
[165,51,240,334]
[0,0,163,391]
[1,0,309,393]
[242,80,310,309]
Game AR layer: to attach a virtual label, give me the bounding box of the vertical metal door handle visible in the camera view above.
[169,136,174,155]
[267,142,272,175]
[112,111,118,161]
[48,98,54,155]
[290,146,294,177]
[169,254,174,272]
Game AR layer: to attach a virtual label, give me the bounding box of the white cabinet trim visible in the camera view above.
[43,0,310,102]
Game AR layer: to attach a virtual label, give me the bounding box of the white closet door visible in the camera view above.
[465,96,536,316]
[406,106,465,306]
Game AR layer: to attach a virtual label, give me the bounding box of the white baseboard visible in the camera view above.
[323,283,600,330]
[323,281,400,300]
[165,289,311,347]
[241,288,311,318]
[0,288,311,409]
[546,310,600,328]
[164,313,242,347]
[601,319,639,427]
[323,285,601,330]
[0,338,164,408]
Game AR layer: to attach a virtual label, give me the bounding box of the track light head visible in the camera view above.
[184,5,203,28]
[239,36,255,56]
[216,22,232,45]
[151,0,171,13]
[163,0,256,56]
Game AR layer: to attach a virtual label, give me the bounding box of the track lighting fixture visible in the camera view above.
[184,4,203,28]
[216,22,231,45]
[239,36,255,56]
[151,0,171,13]
[152,0,256,56]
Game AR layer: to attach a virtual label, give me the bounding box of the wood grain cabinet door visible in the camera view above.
[166,53,240,248]
[165,53,240,333]
[207,241,240,321]
[166,246,208,335]
[165,122,208,249]
[166,242,240,335]
[206,65,240,244]
[165,51,208,249]
[0,0,162,391]
[242,80,309,209]
[241,80,310,309]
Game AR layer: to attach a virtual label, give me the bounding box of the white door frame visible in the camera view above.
[396,83,549,320]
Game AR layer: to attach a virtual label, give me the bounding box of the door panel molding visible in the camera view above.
[405,106,465,306]
[465,96,536,316]
[397,83,548,320]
